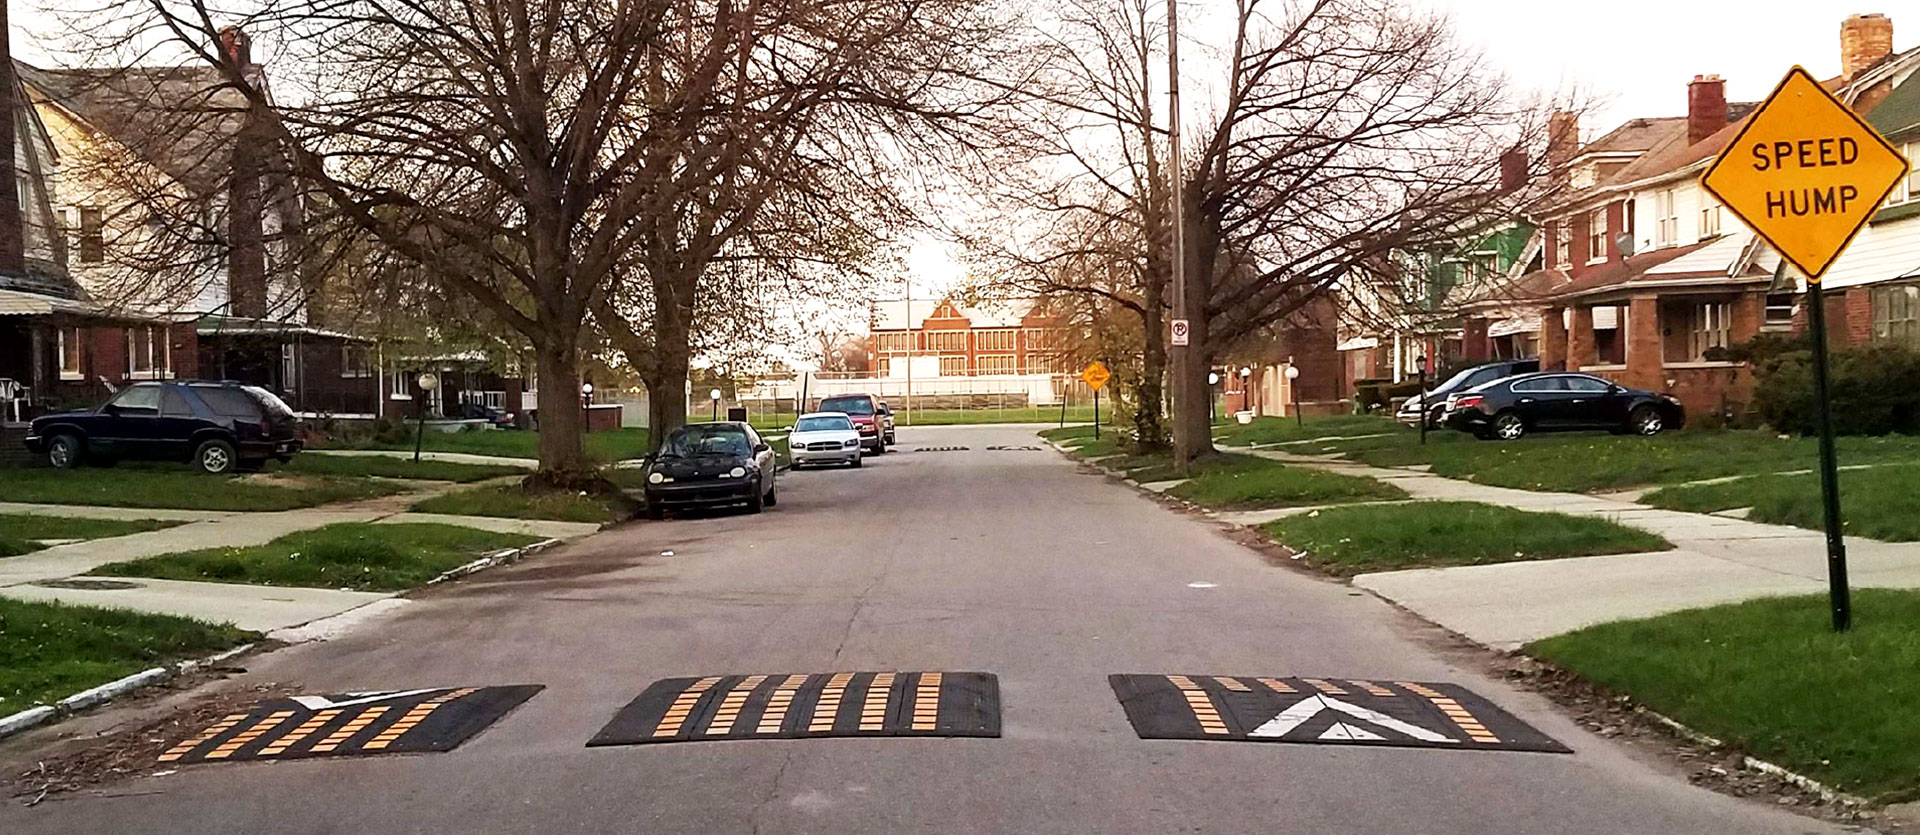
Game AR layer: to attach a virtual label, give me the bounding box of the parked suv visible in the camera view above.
[1396,357,1539,429]
[26,381,303,474]
[817,393,886,454]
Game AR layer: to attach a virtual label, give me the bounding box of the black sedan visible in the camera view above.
[1444,372,1685,441]
[26,380,303,473]
[642,422,778,519]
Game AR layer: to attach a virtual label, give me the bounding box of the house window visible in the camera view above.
[389,369,413,400]
[875,357,891,376]
[1687,302,1733,361]
[281,343,296,390]
[1655,190,1679,247]
[976,354,1016,374]
[1587,209,1607,262]
[1892,143,1920,205]
[1764,293,1795,330]
[937,356,968,376]
[926,331,966,352]
[1554,223,1570,266]
[126,325,170,379]
[58,327,84,379]
[79,207,104,263]
[341,344,373,377]
[874,332,909,352]
[1700,204,1722,239]
[974,329,1016,352]
[1872,284,1920,345]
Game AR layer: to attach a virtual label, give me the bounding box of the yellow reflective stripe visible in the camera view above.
[159,712,249,762]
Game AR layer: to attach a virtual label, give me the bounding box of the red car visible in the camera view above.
[818,393,887,454]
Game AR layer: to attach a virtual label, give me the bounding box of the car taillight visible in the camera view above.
[1453,395,1484,411]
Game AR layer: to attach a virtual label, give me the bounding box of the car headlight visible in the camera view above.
[844,439,859,448]
[729,466,747,478]
[647,472,664,484]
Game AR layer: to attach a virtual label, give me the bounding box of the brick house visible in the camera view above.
[1815,42,1920,347]
[1476,14,1919,421]
[866,296,1074,378]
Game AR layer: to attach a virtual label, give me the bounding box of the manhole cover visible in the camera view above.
[589,671,1000,745]
[30,578,147,591]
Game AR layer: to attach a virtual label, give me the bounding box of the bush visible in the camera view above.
[1753,342,1920,435]
[1353,377,1423,414]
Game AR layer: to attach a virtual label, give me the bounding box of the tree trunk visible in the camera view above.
[644,341,691,455]
[1133,280,1168,453]
[1175,203,1217,463]
[533,338,593,479]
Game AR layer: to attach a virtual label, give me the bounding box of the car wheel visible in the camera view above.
[194,439,238,474]
[1630,405,1666,436]
[1491,412,1527,441]
[646,504,665,521]
[852,455,863,468]
[765,483,778,507]
[46,434,84,469]
[746,487,765,514]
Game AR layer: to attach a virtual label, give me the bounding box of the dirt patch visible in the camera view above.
[235,472,327,489]
[3,671,295,805]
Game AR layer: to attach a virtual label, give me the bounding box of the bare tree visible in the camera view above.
[1167,0,1563,460]
[962,0,1174,451]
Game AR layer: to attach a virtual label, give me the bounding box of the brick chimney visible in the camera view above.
[217,26,253,67]
[1547,111,1578,179]
[1687,75,1728,146]
[1498,148,1529,192]
[1842,14,1894,78]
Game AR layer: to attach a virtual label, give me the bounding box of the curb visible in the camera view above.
[1637,707,1866,807]
[0,642,257,742]
[426,537,563,585]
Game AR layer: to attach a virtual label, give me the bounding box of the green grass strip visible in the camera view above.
[1529,590,1920,801]
[91,522,540,591]
[1642,464,1920,541]
[0,599,255,710]
[411,484,631,523]
[0,469,404,511]
[282,454,529,483]
[1263,500,1670,574]
[1163,454,1406,510]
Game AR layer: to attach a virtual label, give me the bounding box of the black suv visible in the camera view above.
[1396,357,1539,429]
[26,381,303,474]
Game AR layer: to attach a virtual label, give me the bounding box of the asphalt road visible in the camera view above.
[1,424,1848,834]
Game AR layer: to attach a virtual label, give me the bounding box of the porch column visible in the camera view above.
[1540,306,1568,371]
[1567,305,1597,370]
[1625,295,1661,390]
[1462,317,1490,362]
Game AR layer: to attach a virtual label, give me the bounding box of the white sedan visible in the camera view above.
[787,412,864,469]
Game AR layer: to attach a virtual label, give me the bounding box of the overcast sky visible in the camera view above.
[12,1,1911,300]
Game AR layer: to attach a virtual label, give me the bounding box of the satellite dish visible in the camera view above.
[1615,233,1636,257]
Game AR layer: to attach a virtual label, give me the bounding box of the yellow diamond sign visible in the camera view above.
[1080,361,1111,391]
[1702,66,1911,281]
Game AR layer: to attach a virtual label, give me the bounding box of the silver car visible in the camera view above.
[788,412,864,469]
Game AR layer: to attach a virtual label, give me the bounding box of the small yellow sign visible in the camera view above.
[1701,66,1911,281]
[1080,361,1112,391]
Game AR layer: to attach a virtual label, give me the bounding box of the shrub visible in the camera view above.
[1753,342,1920,435]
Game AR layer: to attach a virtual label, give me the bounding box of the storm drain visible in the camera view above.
[157,686,542,764]
[1109,675,1568,753]
[588,672,1000,745]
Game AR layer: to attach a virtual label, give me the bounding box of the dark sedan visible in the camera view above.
[1444,372,1685,441]
[642,422,778,519]
[26,380,303,473]
[1396,358,1539,428]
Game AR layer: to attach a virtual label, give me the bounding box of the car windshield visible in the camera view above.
[660,425,752,457]
[819,396,874,415]
[796,416,852,432]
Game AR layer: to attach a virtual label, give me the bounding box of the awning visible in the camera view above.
[0,288,101,317]
[1487,314,1541,338]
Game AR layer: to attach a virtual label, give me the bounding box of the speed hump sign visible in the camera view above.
[1080,361,1111,391]
[1170,319,1190,346]
[1701,66,1910,280]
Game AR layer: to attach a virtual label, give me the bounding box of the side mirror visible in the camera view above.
[753,442,770,453]
[1607,383,1622,394]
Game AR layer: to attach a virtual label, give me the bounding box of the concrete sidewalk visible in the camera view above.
[1231,446,1920,649]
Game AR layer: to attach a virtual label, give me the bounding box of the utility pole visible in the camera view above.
[1167,0,1189,475]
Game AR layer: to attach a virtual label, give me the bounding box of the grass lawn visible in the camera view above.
[1529,590,1920,802]
[1160,454,1406,510]
[1210,414,1402,448]
[1263,501,1671,574]
[0,599,255,711]
[0,469,405,511]
[0,515,182,557]
[321,427,654,462]
[281,454,529,483]
[1038,425,1099,443]
[411,484,633,523]
[91,522,540,592]
[1641,464,1920,541]
[1348,430,1920,493]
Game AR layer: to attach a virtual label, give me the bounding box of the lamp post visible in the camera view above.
[1284,363,1302,428]
[1239,366,1252,416]
[412,372,439,463]
[1207,371,1219,423]
[709,388,722,422]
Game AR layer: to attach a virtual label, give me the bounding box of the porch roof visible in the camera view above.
[1546,237,1770,302]
[195,315,371,342]
[0,288,164,323]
